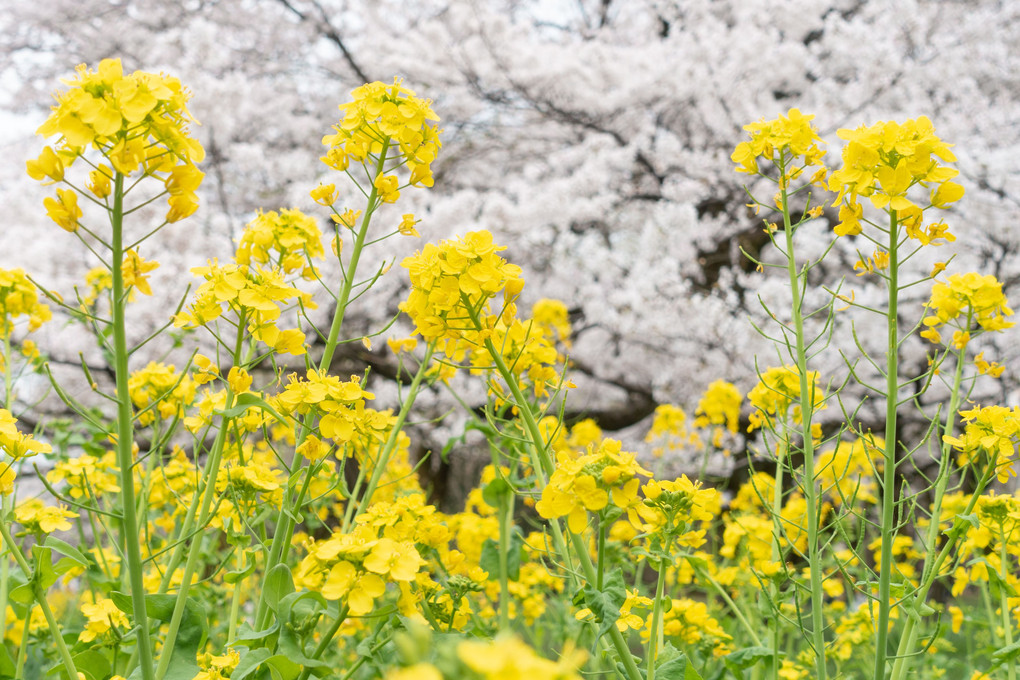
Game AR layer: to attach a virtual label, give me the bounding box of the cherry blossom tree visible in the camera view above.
[2,0,1018,498]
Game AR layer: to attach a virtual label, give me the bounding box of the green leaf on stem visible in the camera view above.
[263,564,296,614]
[113,592,208,680]
[723,646,776,673]
[479,527,525,581]
[581,569,626,639]
[70,650,110,680]
[230,648,274,680]
[656,642,705,680]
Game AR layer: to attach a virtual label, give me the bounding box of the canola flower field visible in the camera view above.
[1,60,1018,680]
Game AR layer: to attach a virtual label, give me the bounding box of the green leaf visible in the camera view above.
[42,536,90,568]
[993,641,1020,662]
[278,590,327,624]
[656,643,705,680]
[263,564,295,615]
[723,646,775,672]
[278,623,331,671]
[224,551,259,585]
[482,478,512,508]
[581,569,626,639]
[949,513,980,535]
[0,643,15,678]
[265,654,303,680]
[30,546,58,592]
[115,592,208,680]
[71,650,110,680]
[8,582,34,606]
[479,527,525,582]
[232,647,274,680]
[218,392,285,422]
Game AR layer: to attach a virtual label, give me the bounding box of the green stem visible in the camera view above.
[780,174,827,680]
[0,520,78,679]
[693,562,763,646]
[294,607,349,680]
[888,343,968,680]
[14,600,29,679]
[255,144,389,632]
[227,549,244,644]
[343,345,433,530]
[1000,528,1017,680]
[498,481,513,632]
[157,318,246,597]
[597,520,606,592]
[0,334,10,646]
[153,388,236,680]
[647,559,669,680]
[318,141,389,375]
[890,459,996,677]
[111,171,156,680]
[981,581,999,646]
[770,432,786,680]
[874,211,901,680]
[0,492,10,646]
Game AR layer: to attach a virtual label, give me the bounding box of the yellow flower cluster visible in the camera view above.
[46,452,120,500]
[471,314,564,401]
[234,208,324,278]
[174,261,312,355]
[0,409,52,495]
[78,597,129,643]
[645,404,691,458]
[828,116,963,237]
[814,437,884,506]
[944,405,1020,483]
[638,475,720,549]
[385,636,584,680]
[0,268,51,335]
[295,523,425,615]
[746,365,826,432]
[643,598,732,654]
[400,230,524,354]
[731,108,826,177]
[272,370,386,452]
[694,379,742,435]
[30,58,204,224]
[920,272,1014,348]
[128,361,197,426]
[14,498,77,535]
[457,636,584,680]
[193,649,240,680]
[535,439,651,533]
[531,298,572,347]
[321,77,442,189]
[944,491,1020,602]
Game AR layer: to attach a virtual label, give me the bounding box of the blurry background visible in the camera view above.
[2,0,1018,505]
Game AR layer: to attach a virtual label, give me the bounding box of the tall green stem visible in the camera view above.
[111,172,156,680]
[874,211,901,680]
[647,559,669,680]
[154,387,236,680]
[318,140,389,374]
[254,143,390,634]
[999,528,1017,680]
[770,429,787,680]
[888,342,968,680]
[780,176,827,680]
